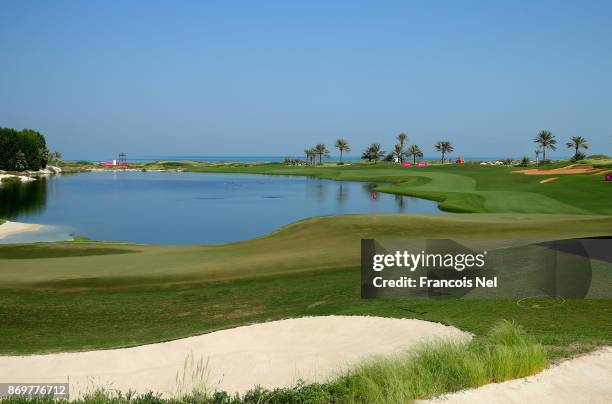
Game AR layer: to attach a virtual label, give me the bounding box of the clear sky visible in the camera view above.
[1,0,611,160]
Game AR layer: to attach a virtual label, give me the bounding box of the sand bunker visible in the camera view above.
[0,316,468,398]
[0,221,41,239]
[515,166,599,175]
[424,347,612,404]
[539,177,559,184]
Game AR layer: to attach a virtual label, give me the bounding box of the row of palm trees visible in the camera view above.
[305,134,455,164]
[533,130,589,163]
[304,131,589,166]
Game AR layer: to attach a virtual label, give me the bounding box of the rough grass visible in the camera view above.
[318,320,546,403]
[0,321,546,404]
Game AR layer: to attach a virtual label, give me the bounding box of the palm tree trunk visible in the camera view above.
[542,148,546,162]
[413,155,416,164]
[340,150,343,162]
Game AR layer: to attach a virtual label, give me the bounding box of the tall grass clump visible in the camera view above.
[326,320,546,403]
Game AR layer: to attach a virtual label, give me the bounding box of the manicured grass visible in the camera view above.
[1,214,611,354]
[0,244,138,260]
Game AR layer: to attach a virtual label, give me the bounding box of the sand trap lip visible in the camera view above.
[0,316,468,398]
[539,177,559,184]
[514,165,599,175]
[423,347,612,404]
[0,221,41,240]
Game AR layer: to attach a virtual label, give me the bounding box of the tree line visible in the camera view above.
[304,133,453,165]
[302,130,591,166]
[0,127,56,171]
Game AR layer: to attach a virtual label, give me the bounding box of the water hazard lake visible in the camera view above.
[0,171,442,245]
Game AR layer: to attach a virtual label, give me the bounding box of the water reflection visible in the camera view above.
[336,183,348,204]
[394,194,406,212]
[0,177,48,219]
[310,182,328,203]
[0,172,442,245]
[361,182,377,196]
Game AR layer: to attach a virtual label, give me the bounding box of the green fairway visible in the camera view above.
[1,163,611,356]
[1,214,611,354]
[149,161,612,214]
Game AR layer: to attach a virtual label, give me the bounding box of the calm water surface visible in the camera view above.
[0,172,441,244]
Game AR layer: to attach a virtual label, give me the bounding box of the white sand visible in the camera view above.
[0,221,42,239]
[424,347,612,404]
[0,316,468,398]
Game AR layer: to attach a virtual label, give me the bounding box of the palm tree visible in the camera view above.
[534,148,541,167]
[434,141,454,164]
[314,143,330,164]
[304,148,315,164]
[396,133,408,148]
[533,130,557,162]
[334,139,350,162]
[406,144,424,164]
[309,148,318,164]
[361,143,385,163]
[566,136,589,159]
[393,143,405,163]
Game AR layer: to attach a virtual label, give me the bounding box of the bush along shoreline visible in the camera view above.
[0,128,63,183]
[0,321,547,404]
[0,128,50,172]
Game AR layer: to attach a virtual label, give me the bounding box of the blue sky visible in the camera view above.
[1,0,611,159]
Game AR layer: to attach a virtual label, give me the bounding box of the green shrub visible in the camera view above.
[0,127,48,171]
[570,152,587,162]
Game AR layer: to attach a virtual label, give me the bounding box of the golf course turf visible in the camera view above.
[0,164,610,359]
[1,212,611,355]
[0,162,611,404]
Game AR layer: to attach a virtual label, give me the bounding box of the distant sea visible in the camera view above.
[70,155,532,163]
